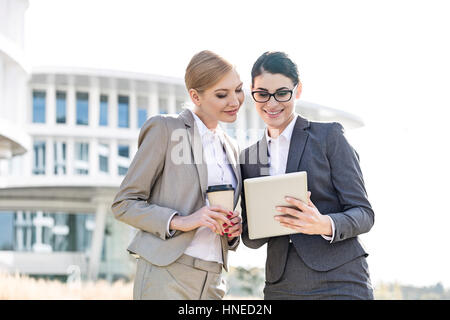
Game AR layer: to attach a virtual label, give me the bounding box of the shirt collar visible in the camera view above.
[189,108,224,140]
[265,113,298,144]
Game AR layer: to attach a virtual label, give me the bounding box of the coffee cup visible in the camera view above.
[206,184,234,234]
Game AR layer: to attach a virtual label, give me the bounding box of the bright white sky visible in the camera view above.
[25,0,450,288]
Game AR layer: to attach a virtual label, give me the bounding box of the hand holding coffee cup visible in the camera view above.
[206,184,235,235]
[223,209,242,239]
[169,205,232,234]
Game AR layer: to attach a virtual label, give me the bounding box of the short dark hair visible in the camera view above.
[251,51,300,88]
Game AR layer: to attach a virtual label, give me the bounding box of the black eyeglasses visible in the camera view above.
[251,85,298,103]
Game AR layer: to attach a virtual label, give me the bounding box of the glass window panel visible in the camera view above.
[158,97,168,114]
[32,90,46,123]
[0,211,15,250]
[12,212,95,253]
[118,95,129,128]
[74,142,89,175]
[176,99,185,114]
[76,92,89,125]
[54,142,66,175]
[33,140,46,175]
[75,142,89,161]
[99,155,108,173]
[14,211,33,252]
[118,166,128,176]
[118,144,129,158]
[138,108,147,128]
[56,91,67,124]
[99,95,108,126]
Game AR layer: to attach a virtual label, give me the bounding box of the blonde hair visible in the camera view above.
[185,50,233,93]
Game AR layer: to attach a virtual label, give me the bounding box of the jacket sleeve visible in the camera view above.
[111,116,178,241]
[326,122,375,243]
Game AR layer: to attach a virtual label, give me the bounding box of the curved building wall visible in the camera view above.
[0,0,30,160]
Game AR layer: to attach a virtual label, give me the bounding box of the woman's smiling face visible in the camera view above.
[252,71,302,136]
[190,68,244,128]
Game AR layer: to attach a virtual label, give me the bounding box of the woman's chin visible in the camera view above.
[220,114,238,123]
[263,116,284,128]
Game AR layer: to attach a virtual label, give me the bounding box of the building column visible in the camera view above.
[67,76,76,127]
[66,137,74,176]
[168,85,176,114]
[109,79,117,129]
[22,143,32,178]
[89,77,100,129]
[109,138,118,177]
[87,198,108,281]
[45,137,54,177]
[129,81,137,130]
[89,138,98,177]
[148,82,159,116]
[46,75,56,126]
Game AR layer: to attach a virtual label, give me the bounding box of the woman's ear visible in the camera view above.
[295,82,302,99]
[188,88,202,107]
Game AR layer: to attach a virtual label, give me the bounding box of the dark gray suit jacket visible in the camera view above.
[240,115,374,283]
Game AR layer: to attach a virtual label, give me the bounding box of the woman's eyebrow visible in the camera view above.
[254,86,289,91]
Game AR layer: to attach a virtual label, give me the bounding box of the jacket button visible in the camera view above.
[340,233,344,239]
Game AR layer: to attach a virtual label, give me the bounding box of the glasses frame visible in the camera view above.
[251,84,298,103]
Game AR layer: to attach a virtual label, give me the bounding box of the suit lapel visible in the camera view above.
[285,116,310,173]
[256,135,270,176]
[180,109,208,200]
[221,135,241,207]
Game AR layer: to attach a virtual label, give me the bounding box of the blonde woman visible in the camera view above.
[111,51,244,300]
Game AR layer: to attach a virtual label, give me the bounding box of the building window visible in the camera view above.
[13,211,33,251]
[99,95,108,126]
[0,211,15,250]
[76,92,89,125]
[12,211,95,253]
[176,99,185,114]
[118,144,129,158]
[33,140,46,175]
[32,90,46,123]
[98,143,109,173]
[54,141,66,175]
[118,166,128,175]
[56,91,67,124]
[138,108,147,128]
[118,95,129,128]
[117,144,129,176]
[158,97,168,114]
[74,142,89,175]
[137,97,148,128]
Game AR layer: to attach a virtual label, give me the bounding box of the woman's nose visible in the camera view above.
[229,93,241,107]
[266,95,278,108]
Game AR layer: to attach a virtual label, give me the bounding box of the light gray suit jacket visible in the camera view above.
[240,115,374,283]
[111,109,241,271]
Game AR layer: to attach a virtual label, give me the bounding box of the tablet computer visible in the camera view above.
[244,171,308,240]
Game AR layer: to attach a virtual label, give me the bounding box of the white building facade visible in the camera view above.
[0,65,363,281]
[0,0,364,282]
